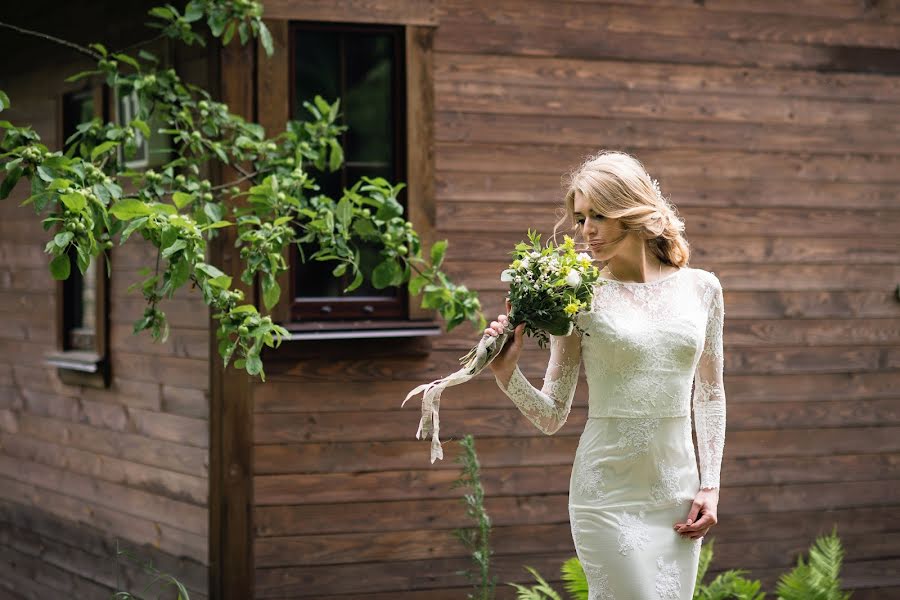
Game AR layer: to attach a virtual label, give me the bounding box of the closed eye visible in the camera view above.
[575,213,603,225]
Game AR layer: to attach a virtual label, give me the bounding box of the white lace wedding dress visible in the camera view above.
[494,266,727,599]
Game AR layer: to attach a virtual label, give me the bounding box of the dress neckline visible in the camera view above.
[596,266,686,286]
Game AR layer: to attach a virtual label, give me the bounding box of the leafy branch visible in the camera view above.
[0,0,487,380]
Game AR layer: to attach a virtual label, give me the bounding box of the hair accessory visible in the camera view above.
[651,177,664,203]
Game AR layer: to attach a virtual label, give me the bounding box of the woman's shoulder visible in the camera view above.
[686,266,722,290]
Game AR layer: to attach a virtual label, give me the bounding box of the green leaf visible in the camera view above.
[372,259,402,289]
[246,354,262,376]
[172,191,195,209]
[222,21,237,45]
[49,254,70,280]
[64,70,100,83]
[161,239,186,258]
[59,192,86,212]
[110,198,153,219]
[262,277,281,311]
[273,216,292,226]
[0,90,10,111]
[344,269,364,293]
[430,239,448,268]
[119,216,148,243]
[209,275,232,289]
[90,140,119,161]
[336,197,352,227]
[0,166,23,199]
[328,138,343,172]
[196,262,226,279]
[259,22,274,56]
[148,6,174,20]
[131,118,151,138]
[54,231,74,247]
[231,304,257,314]
[332,263,347,277]
[408,273,429,296]
[112,53,140,70]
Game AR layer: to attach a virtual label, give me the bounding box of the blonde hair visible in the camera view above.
[554,150,690,268]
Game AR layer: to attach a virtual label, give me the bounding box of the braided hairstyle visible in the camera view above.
[554,149,690,268]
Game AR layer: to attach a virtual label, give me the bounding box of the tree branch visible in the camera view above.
[0,21,104,60]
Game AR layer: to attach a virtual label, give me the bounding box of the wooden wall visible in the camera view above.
[250,0,900,598]
[0,3,211,597]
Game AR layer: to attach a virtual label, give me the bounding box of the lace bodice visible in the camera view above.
[494,267,727,490]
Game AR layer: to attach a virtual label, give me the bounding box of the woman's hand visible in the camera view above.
[674,488,719,540]
[487,298,525,381]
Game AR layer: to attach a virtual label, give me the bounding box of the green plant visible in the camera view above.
[693,538,766,599]
[774,526,852,600]
[0,0,486,381]
[111,539,190,599]
[504,528,853,600]
[451,434,497,600]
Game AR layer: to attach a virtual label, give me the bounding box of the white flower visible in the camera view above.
[577,252,592,262]
[520,257,530,270]
[500,269,515,283]
[529,251,540,259]
[566,270,582,288]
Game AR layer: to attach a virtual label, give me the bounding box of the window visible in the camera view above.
[44,85,111,387]
[289,22,408,321]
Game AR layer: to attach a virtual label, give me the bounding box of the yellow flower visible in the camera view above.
[563,235,575,251]
[564,301,580,315]
[512,259,521,269]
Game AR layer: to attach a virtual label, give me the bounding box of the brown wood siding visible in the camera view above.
[0,5,210,596]
[250,0,900,598]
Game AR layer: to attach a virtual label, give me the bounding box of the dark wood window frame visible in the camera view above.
[44,82,111,387]
[258,20,441,341]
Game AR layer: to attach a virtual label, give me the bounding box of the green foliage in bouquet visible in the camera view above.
[500,229,601,349]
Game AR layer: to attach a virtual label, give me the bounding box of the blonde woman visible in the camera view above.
[487,150,726,598]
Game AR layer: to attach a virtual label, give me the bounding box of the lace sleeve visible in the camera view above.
[493,330,582,435]
[693,273,727,490]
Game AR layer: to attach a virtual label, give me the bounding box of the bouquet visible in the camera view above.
[402,230,603,463]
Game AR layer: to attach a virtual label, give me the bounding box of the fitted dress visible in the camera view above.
[493,266,727,600]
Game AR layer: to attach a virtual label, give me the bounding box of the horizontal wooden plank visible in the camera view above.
[263,341,890,380]
[0,432,206,505]
[435,81,900,130]
[110,352,207,389]
[0,518,209,599]
[262,0,438,24]
[17,413,207,477]
[438,110,900,157]
[439,0,900,50]
[436,172,900,209]
[254,369,900,413]
[0,543,108,598]
[254,538,900,597]
[0,476,207,564]
[438,145,900,183]
[0,455,207,536]
[255,478,900,537]
[442,232,900,265]
[443,262,900,291]
[254,414,900,474]
[255,522,900,569]
[0,499,209,597]
[19,389,208,448]
[254,451,900,505]
[435,51,900,102]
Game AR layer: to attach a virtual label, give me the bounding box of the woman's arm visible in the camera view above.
[494,330,582,435]
[693,273,727,490]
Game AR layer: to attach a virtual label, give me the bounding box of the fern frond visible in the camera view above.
[560,557,589,600]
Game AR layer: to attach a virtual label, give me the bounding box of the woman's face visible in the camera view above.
[573,189,627,261]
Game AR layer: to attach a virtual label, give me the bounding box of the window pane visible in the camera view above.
[292,25,402,305]
[345,33,393,165]
[63,250,97,351]
[62,90,93,152]
[294,30,340,122]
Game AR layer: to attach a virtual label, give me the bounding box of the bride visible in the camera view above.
[486,150,726,599]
